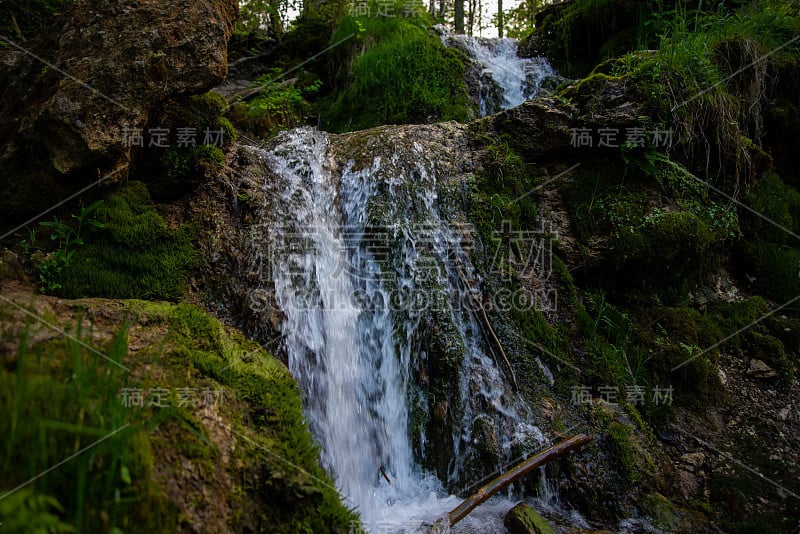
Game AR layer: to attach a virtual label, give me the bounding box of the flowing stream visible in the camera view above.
[441,31,555,116]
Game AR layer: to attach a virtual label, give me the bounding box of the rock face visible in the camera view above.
[0,0,238,224]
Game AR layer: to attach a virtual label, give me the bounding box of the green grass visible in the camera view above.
[608,0,800,182]
[0,300,359,532]
[0,319,172,532]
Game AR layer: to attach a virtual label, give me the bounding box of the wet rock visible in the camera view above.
[0,0,238,223]
[537,74,571,96]
[504,503,556,534]
[486,98,572,161]
[638,493,684,532]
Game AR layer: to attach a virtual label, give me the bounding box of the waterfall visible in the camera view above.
[251,127,546,531]
[441,31,555,116]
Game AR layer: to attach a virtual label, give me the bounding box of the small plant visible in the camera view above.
[36,201,104,293]
[230,71,322,138]
[0,489,75,533]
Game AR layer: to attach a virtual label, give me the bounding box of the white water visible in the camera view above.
[442,32,555,116]
[253,128,547,532]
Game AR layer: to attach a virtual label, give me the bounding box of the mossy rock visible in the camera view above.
[638,492,704,532]
[504,502,556,534]
[136,91,235,200]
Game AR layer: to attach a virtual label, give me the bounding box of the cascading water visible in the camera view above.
[250,127,547,531]
[441,31,555,116]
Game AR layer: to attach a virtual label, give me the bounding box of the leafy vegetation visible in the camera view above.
[230,70,322,138]
[34,201,105,294]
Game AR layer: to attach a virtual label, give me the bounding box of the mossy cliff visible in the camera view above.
[0,292,357,533]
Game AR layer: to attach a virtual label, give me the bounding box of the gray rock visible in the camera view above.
[747,359,779,378]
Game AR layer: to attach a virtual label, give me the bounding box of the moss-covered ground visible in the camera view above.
[0,295,357,533]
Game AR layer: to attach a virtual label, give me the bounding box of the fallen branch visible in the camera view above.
[425,433,592,532]
[379,465,392,485]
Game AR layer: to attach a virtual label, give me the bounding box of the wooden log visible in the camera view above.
[428,434,592,531]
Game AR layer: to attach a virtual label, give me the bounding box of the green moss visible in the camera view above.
[54,182,197,301]
[154,304,358,532]
[141,91,234,199]
[229,71,320,139]
[216,116,238,144]
[504,503,556,534]
[469,136,539,267]
[614,210,715,263]
[1,298,358,533]
[322,17,473,131]
[178,91,230,126]
[606,421,639,484]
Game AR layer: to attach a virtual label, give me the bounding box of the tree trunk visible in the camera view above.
[455,0,465,33]
[497,0,504,38]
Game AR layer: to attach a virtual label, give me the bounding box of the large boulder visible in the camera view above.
[0,0,238,225]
